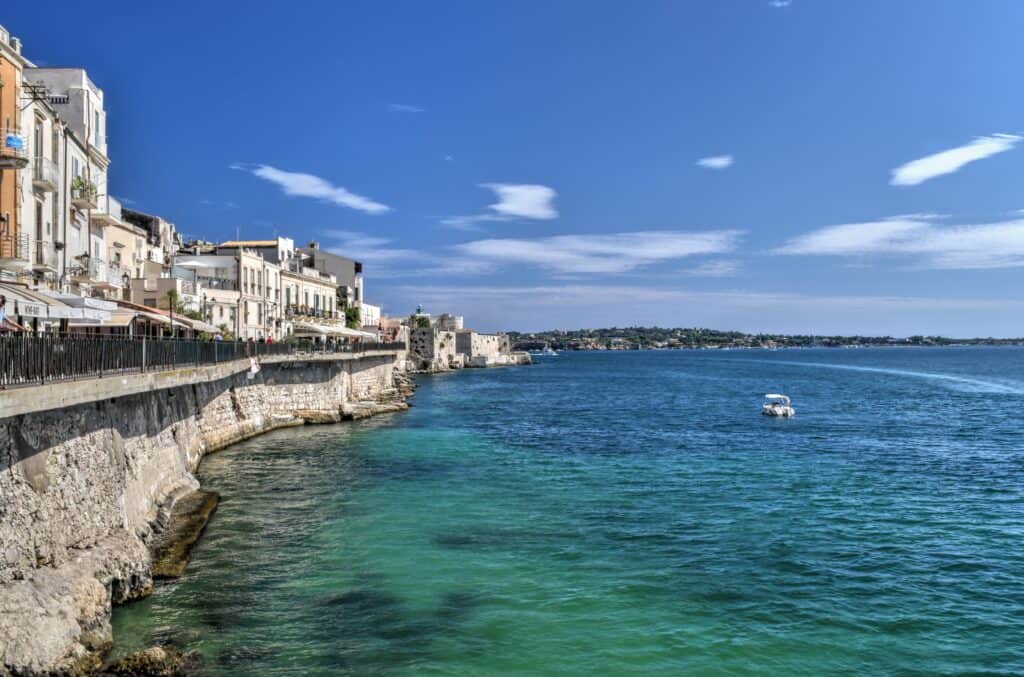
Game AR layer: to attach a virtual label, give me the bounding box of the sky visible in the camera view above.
[8,1,1024,336]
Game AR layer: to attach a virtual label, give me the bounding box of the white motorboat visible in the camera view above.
[762,394,795,417]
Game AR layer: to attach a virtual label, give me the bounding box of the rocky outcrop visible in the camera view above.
[101,645,200,676]
[0,352,408,675]
[0,531,151,675]
[149,490,219,580]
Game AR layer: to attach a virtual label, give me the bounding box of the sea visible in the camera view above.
[110,347,1024,675]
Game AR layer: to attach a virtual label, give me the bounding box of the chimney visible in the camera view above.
[307,241,319,249]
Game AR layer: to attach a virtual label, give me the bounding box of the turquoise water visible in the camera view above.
[111,348,1024,674]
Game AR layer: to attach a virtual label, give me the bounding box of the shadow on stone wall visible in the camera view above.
[0,359,344,475]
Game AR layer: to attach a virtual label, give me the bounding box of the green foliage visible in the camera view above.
[344,305,361,329]
[415,316,431,329]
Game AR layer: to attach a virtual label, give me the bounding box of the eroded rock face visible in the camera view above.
[0,531,151,675]
[0,355,407,674]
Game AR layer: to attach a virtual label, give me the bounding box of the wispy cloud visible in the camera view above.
[232,163,390,214]
[890,134,1021,186]
[325,230,494,277]
[442,183,558,228]
[778,214,1024,269]
[200,198,239,209]
[696,155,734,170]
[686,259,740,277]
[455,230,740,274]
[769,0,792,7]
[388,103,425,113]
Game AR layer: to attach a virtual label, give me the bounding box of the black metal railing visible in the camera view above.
[0,335,406,389]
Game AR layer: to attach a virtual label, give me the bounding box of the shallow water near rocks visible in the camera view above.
[111,348,1024,674]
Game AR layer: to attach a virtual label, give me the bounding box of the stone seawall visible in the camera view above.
[0,352,406,675]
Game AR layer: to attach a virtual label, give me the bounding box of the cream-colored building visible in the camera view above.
[173,247,284,340]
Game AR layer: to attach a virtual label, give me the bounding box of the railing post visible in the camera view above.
[142,334,147,373]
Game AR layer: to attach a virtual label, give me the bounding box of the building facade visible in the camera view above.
[297,242,363,309]
[0,26,28,280]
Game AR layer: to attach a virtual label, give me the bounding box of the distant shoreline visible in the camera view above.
[511,328,1024,352]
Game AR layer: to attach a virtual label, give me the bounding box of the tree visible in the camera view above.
[344,305,361,329]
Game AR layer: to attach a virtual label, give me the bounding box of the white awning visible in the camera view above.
[70,309,137,327]
[291,321,377,339]
[0,283,80,320]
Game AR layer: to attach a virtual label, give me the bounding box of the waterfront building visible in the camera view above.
[436,313,463,331]
[0,26,28,281]
[360,302,381,329]
[123,208,182,268]
[297,241,363,310]
[28,65,121,299]
[410,326,460,370]
[18,76,64,291]
[455,330,511,365]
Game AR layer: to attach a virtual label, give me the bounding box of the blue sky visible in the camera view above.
[10,1,1024,335]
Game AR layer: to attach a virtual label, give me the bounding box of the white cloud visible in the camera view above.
[769,0,792,7]
[778,215,1024,269]
[482,183,558,219]
[325,230,494,277]
[233,163,390,214]
[686,260,740,277]
[388,104,425,113]
[456,230,740,274]
[697,155,734,170]
[442,182,558,227]
[890,134,1021,186]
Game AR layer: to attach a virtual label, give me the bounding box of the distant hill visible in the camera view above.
[508,327,1023,351]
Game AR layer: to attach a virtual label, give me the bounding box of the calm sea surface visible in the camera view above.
[111,348,1024,675]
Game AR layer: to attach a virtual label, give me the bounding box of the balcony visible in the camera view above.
[32,240,59,273]
[286,304,338,321]
[0,129,28,170]
[70,180,98,210]
[0,233,31,270]
[70,258,125,289]
[92,195,124,227]
[32,157,60,192]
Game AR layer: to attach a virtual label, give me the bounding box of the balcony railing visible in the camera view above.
[71,181,98,209]
[0,233,30,262]
[32,157,60,192]
[197,276,238,291]
[286,304,338,320]
[0,129,28,169]
[92,195,123,226]
[0,335,407,389]
[33,240,59,271]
